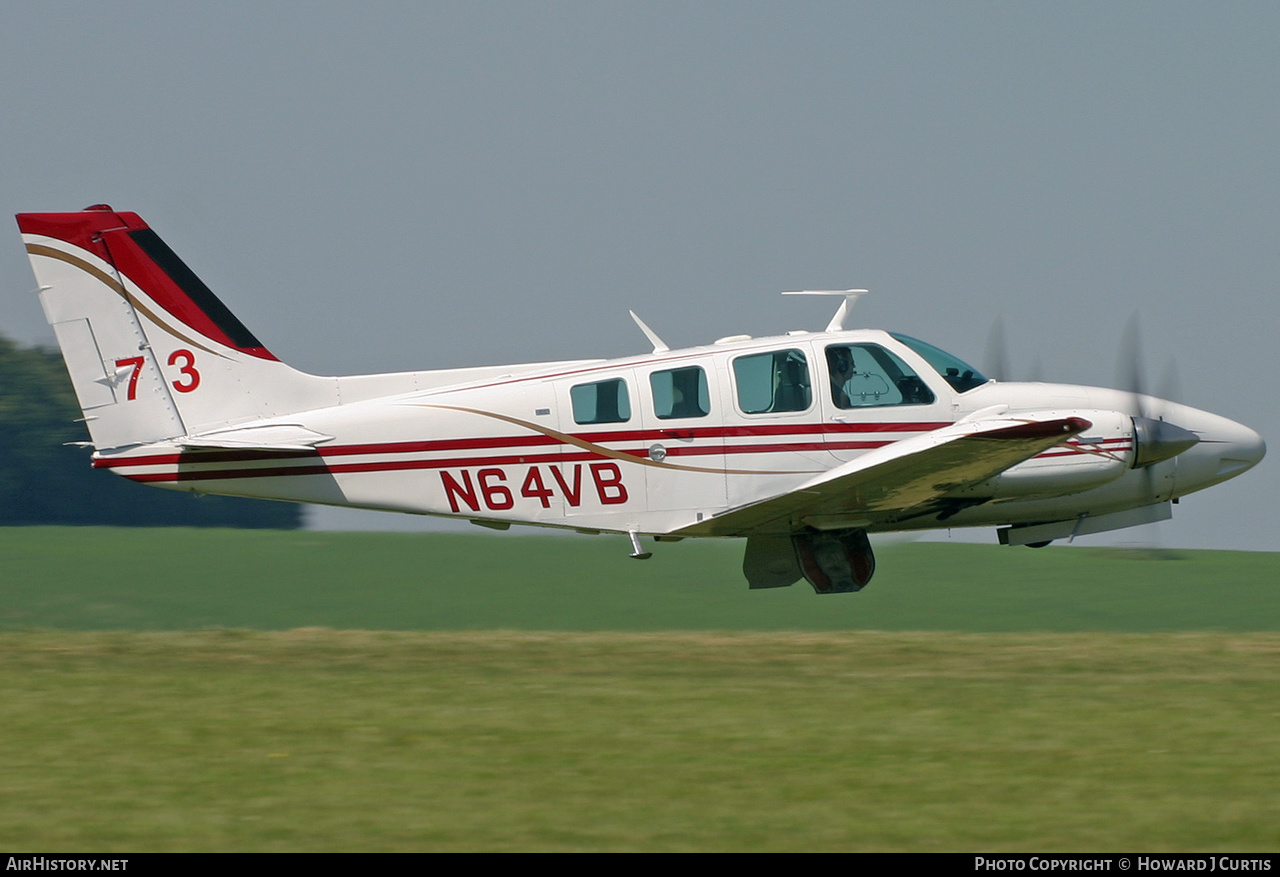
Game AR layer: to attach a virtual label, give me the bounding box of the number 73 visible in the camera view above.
[114,349,201,400]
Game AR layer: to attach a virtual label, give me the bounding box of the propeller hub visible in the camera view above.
[1132,416,1199,468]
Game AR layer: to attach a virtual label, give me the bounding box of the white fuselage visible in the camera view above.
[91,328,1265,539]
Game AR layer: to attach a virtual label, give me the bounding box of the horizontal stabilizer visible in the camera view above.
[174,423,334,452]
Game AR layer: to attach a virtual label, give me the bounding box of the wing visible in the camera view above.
[672,416,1092,537]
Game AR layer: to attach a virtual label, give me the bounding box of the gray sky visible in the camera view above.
[2,2,1276,549]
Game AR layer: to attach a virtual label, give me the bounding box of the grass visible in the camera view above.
[1,630,1278,851]
[1,527,1278,631]
[1,527,1278,850]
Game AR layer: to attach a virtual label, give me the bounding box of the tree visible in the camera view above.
[0,336,302,528]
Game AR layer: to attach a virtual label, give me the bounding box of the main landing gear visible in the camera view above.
[792,529,876,594]
[742,529,877,594]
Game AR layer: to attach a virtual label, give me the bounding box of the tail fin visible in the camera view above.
[17,206,335,450]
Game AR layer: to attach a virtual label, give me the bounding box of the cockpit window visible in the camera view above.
[890,333,988,393]
[826,344,935,408]
[733,349,811,414]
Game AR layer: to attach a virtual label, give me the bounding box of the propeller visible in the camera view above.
[1116,314,1198,485]
[983,317,1010,382]
[1156,358,1182,410]
[982,312,1198,480]
[982,315,1042,382]
[1026,356,1045,383]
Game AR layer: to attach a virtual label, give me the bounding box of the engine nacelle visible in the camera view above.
[960,409,1133,500]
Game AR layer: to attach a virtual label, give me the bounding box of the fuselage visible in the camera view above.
[91,327,1266,540]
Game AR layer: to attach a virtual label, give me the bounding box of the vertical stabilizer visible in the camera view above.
[17,206,336,450]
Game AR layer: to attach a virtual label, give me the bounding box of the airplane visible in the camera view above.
[16,205,1266,593]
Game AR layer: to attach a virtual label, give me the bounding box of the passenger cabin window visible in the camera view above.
[825,344,935,408]
[571,378,631,424]
[650,366,710,419]
[733,349,811,414]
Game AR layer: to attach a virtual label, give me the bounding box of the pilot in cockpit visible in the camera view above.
[827,346,855,408]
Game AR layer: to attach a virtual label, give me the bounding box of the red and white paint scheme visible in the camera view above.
[17,206,1266,592]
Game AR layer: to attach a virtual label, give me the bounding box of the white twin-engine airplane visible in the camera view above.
[17,206,1266,593]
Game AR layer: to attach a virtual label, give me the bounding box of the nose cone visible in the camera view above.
[1219,420,1267,475]
[1173,410,1266,496]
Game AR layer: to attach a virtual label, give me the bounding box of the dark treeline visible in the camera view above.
[0,336,302,528]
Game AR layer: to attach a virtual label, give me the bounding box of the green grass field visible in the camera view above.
[1,528,1278,851]
[3,527,1279,631]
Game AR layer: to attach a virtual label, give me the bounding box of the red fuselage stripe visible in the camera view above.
[112,441,897,483]
[94,423,948,469]
[95,424,1130,484]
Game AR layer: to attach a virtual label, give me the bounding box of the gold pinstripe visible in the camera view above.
[420,404,823,476]
[26,242,227,360]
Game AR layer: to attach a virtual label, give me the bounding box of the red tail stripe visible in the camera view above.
[19,208,277,361]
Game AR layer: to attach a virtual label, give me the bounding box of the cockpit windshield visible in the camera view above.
[890,333,988,393]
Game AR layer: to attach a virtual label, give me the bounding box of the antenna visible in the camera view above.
[781,289,869,332]
[629,310,670,354]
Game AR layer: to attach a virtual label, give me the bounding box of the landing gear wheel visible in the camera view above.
[792,529,875,593]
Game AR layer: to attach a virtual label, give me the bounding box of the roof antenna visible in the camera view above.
[781,289,869,332]
[629,310,670,354]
